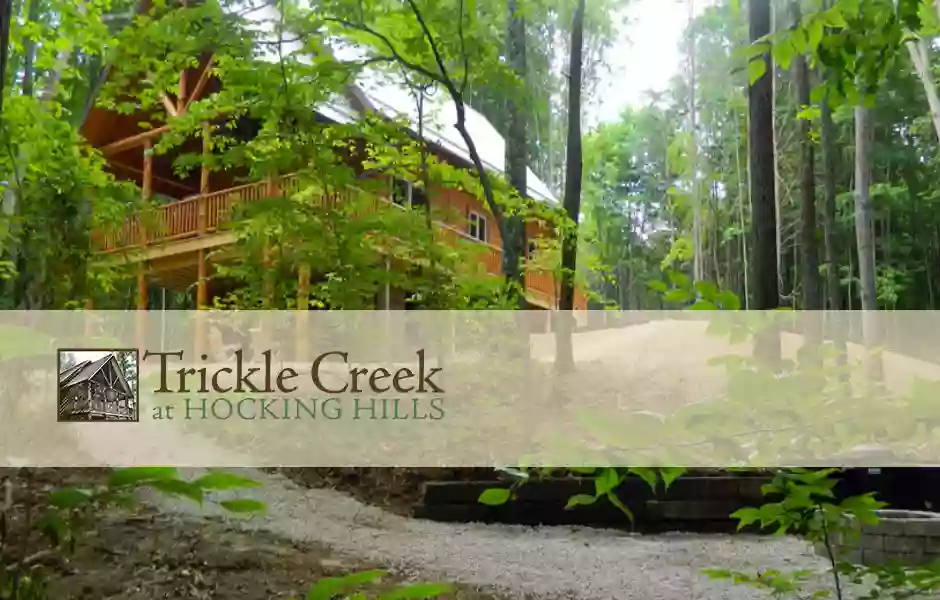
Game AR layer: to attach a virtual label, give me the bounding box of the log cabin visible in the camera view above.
[58,353,137,421]
[84,0,588,321]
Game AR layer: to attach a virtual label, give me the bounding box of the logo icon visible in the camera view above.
[57,349,140,422]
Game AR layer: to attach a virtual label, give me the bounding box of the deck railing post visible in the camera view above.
[296,263,311,361]
[199,121,210,235]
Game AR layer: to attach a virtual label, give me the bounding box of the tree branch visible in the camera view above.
[321,17,443,85]
[457,0,470,94]
[404,0,453,87]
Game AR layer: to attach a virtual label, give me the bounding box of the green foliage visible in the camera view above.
[0,468,265,599]
[478,467,689,523]
[298,570,452,600]
[710,468,940,600]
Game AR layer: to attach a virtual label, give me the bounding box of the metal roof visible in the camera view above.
[59,354,134,396]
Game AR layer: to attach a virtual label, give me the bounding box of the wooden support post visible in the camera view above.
[297,263,310,310]
[262,173,277,309]
[196,249,208,309]
[84,298,94,338]
[143,140,153,199]
[136,267,148,310]
[179,70,188,110]
[138,140,153,246]
[194,249,208,361]
[198,122,210,235]
[296,263,311,361]
[262,241,274,308]
[135,265,147,353]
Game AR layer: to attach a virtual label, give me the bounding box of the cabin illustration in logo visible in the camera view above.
[57,351,138,422]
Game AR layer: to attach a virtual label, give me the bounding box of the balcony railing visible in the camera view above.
[95,173,577,308]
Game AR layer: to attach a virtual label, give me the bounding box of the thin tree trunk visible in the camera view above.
[854,106,877,312]
[505,0,528,303]
[770,2,783,292]
[905,38,940,143]
[853,104,884,387]
[555,0,585,373]
[20,0,41,98]
[0,0,12,119]
[688,0,702,282]
[791,2,820,310]
[734,108,750,307]
[820,88,841,311]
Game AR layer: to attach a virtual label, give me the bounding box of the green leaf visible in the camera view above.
[567,466,598,475]
[219,499,266,513]
[307,570,386,600]
[478,488,511,505]
[748,58,767,85]
[664,288,693,303]
[807,19,825,52]
[772,39,795,70]
[694,280,718,301]
[604,490,634,522]
[666,269,690,289]
[730,507,763,530]
[647,280,668,293]
[108,467,180,488]
[627,467,659,492]
[821,7,848,29]
[595,468,622,496]
[716,291,741,310]
[659,467,686,490]
[193,471,263,491]
[149,479,205,504]
[565,494,598,509]
[48,488,94,509]
[379,583,453,599]
[37,514,70,546]
[688,300,718,310]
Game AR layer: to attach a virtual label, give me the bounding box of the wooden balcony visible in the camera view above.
[94,173,579,309]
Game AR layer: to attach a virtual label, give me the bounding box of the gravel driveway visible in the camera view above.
[137,468,838,600]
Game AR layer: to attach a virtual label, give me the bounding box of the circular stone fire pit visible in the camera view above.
[817,510,940,566]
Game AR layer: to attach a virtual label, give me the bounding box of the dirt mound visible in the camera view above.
[275,467,500,515]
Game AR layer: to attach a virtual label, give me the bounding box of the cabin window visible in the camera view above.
[411,184,428,209]
[392,179,411,206]
[528,241,537,259]
[468,212,487,242]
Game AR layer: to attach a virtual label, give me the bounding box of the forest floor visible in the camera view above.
[3,469,506,600]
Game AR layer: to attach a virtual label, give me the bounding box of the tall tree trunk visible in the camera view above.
[504,0,528,303]
[20,0,42,98]
[820,87,841,311]
[770,1,783,292]
[748,0,780,363]
[688,0,703,282]
[0,0,12,119]
[853,103,884,387]
[748,0,778,310]
[555,0,585,373]
[905,38,940,143]
[734,108,750,307]
[854,106,877,312]
[791,1,820,310]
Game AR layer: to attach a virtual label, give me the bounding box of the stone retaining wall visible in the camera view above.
[816,510,940,566]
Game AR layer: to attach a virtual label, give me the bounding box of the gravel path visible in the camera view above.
[137,468,837,600]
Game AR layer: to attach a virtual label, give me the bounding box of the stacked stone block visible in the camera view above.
[815,510,940,566]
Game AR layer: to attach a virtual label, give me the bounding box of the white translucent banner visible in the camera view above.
[3,310,940,467]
